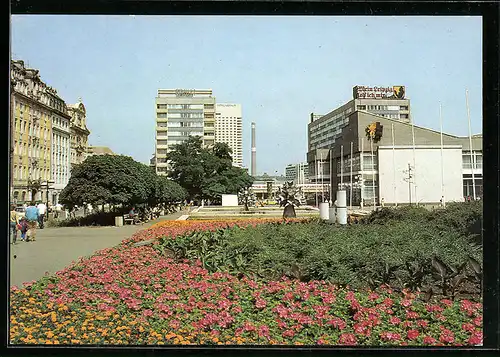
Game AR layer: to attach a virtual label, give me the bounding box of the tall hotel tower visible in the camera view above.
[154,89,216,175]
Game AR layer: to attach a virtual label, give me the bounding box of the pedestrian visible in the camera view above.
[37,201,47,229]
[54,203,63,219]
[19,217,28,241]
[381,198,385,208]
[25,201,39,242]
[10,204,19,244]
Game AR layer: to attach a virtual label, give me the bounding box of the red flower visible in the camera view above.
[338,333,357,346]
[468,330,482,346]
[407,329,419,341]
[473,316,482,327]
[389,316,401,325]
[423,336,436,345]
[405,311,419,319]
[400,299,412,307]
[441,299,453,307]
[416,320,428,329]
[368,292,380,301]
[462,323,475,332]
[380,331,401,342]
[439,328,455,344]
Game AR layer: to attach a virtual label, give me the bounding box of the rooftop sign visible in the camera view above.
[353,85,406,100]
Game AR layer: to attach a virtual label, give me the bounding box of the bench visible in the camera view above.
[123,214,135,225]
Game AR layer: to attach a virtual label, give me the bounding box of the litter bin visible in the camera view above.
[115,216,124,227]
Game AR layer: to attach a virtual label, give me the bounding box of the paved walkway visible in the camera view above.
[9,211,185,288]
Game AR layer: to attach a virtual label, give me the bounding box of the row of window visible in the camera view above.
[13,166,51,181]
[357,105,408,111]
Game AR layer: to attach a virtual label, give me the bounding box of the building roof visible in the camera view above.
[87,146,115,155]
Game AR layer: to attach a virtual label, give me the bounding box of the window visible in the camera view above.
[157,113,168,118]
[357,105,366,110]
[400,106,409,111]
[400,114,409,119]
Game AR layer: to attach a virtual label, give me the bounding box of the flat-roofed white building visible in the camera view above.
[215,103,243,167]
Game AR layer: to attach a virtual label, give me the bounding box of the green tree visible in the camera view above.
[59,155,155,209]
[167,136,254,203]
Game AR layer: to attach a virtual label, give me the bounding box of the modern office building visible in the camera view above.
[328,110,482,207]
[307,85,411,184]
[10,59,72,204]
[285,162,309,184]
[154,89,216,175]
[215,103,243,167]
[67,99,91,168]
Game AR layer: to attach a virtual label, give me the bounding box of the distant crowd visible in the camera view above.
[9,201,61,244]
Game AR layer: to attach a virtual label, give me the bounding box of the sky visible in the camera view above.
[11,16,482,175]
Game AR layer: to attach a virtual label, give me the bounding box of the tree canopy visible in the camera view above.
[59,154,186,210]
[167,136,254,203]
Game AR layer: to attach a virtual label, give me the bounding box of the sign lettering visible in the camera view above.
[175,89,195,97]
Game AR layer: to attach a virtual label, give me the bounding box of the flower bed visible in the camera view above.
[10,219,482,346]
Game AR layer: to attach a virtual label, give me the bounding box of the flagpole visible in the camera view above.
[329,149,333,204]
[439,102,445,207]
[391,123,397,206]
[320,152,324,203]
[340,145,344,190]
[466,89,476,200]
[350,141,353,210]
[360,136,364,209]
[370,138,375,208]
[315,155,318,207]
[411,118,417,205]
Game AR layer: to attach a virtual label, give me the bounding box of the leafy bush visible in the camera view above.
[155,220,482,299]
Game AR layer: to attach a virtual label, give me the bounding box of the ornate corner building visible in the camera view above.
[10,59,91,204]
[67,100,91,167]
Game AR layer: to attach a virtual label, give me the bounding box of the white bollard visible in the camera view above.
[115,216,123,227]
[328,207,336,223]
[336,190,348,225]
[319,202,329,220]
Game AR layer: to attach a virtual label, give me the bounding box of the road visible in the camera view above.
[9,211,184,288]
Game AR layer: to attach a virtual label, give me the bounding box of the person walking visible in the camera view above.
[36,201,47,229]
[10,204,19,244]
[19,217,28,241]
[25,201,39,242]
[54,203,63,219]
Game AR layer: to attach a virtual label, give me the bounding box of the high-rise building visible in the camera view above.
[307,85,411,183]
[67,99,91,168]
[285,162,309,184]
[154,89,216,175]
[215,103,242,167]
[10,59,72,204]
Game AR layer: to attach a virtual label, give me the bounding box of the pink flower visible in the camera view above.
[142,309,153,317]
[441,299,453,307]
[439,328,455,344]
[406,311,419,319]
[473,316,482,327]
[400,299,412,307]
[407,329,419,340]
[462,323,475,332]
[338,333,357,346]
[380,331,401,342]
[390,316,401,325]
[255,297,267,309]
[368,292,380,301]
[423,336,437,345]
[416,320,428,329]
[468,330,483,346]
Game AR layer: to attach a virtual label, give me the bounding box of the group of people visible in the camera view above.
[9,201,49,244]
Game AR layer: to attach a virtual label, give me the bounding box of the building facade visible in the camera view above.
[67,100,91,168]
[215,103,243,167]
[48,92,71,205]
[285,162,309,184]
[155,89,216,175]
[307,85,411,184]
[329,110,482,207]
[11,60,59,203]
